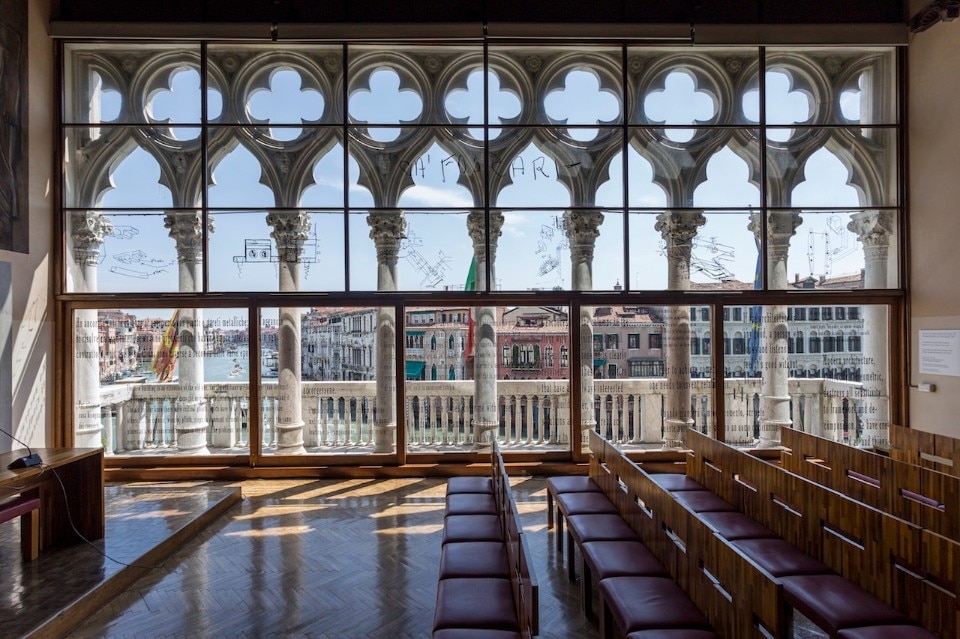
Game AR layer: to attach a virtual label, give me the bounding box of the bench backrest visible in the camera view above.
[492,440,538,639]
[780,426,959,541]
[889,423,960,478]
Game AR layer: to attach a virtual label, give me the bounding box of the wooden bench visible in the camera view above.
[778,426,959,638]
[434,441,538,639]
[0,489,40,561]
[685,428,944,639]
[552,432,743,639]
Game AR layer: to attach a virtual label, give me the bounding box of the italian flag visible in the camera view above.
[465,258,475,358]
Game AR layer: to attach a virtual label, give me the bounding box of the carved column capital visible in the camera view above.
[466,210,505,251]
[164,210,214,264]
[71,211,113,266]
[848,210,894,248]
[656,209,706,247]
[749,210,802,263]
[564,209,605,260]
[367,210,407,266]
[267,210,312,263]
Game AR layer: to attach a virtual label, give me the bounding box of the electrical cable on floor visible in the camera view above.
[46,463,166,570]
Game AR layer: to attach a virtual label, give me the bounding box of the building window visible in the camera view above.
[649,334,662,350]
[628,333,640,349]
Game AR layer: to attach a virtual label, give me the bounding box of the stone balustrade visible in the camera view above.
[93,378,870,455]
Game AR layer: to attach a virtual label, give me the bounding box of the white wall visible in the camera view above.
[0,0,54,452]
[907,19,960,437]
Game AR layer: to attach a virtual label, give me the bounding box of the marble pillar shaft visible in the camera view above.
[72,212,112,448]
[656,210,704,449]
[269,211,310,454]
[165,211,211,454]
[368,211,405,453]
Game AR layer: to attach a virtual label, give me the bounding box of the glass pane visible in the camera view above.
[63,126,201,209]
[773,209,899,290]
[718,303,889,447]
[628,47,759,127]
[348,210,475,293]
[405,305,572,453]
[349,45,482,127]
[260,306,391,456]
[496,209,623,292]
[207,127,344,208]
[628,210,758,291]
[209,210,345,293]
[763,49,897,126]
[207,44,343,125]
[596,303,715,449]
[63,43,202,125]
[345,127,485,209]
[767,127,897,208]
[65,210,188,294]
[76,307,250,457]
[628,129,761,207]
[491,129,623,208]
[489,46,623,127]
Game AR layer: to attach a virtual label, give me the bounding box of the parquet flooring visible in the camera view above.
[3,477,598,639]
[0,482,241,639]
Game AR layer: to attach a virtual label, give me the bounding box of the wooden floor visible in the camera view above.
[2,477,599,639]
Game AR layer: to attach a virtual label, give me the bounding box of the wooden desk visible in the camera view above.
[0,448,104,551]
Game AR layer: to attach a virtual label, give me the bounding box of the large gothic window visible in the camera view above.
[63,41,901,461]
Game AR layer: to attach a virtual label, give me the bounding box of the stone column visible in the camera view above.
[849,211,893,447]
[165,210,214,454]
[367,211,407,453]
[267,210,311,454]
[72,211,113,448]
[467,210,504,448]
[750,211,801,448]
[655,210,705,449]
[564,210,604,451]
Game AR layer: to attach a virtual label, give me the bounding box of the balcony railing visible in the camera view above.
[95,378,870,456]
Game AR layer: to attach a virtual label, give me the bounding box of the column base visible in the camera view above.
[176,426,210,455]
[75,426,104,449]
[756,418,793,448]
[275,424,305,455]
[374,423,396,454]
[473,422,498,449]
[662,418,693,450]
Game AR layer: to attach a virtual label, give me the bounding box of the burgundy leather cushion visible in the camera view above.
[546,476,601,494]
[433,630,522,639]
[446,493,498,517]
[697,511,775,540]
[443,515,502,544]
[581,540,668,579]
[446,477,494,495]
[649,474,704,492]
[440,542,509,579]
[671,490,736,513]
[556,492,618,516]
[731,538,831,577]
[779,574,910,632]
[837,625,939,639]
[433,578,519,631]
[0,495,40,523]
[599,576,711,633]
[626,631,720,639]
[567,514,637,544]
